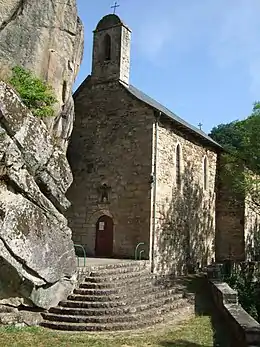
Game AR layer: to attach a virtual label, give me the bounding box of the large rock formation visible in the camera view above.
[0,0,84,150]
[0,82,77,310]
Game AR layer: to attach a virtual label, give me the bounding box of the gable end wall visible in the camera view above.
[66,81,154,258]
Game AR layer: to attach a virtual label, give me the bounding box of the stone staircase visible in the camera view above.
[41,260,194,331]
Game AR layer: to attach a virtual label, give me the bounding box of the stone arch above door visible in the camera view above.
[87,209,117,228]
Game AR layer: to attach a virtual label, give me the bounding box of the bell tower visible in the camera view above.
[91,14,131,86]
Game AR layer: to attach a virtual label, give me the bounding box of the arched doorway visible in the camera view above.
[95,215,114,257]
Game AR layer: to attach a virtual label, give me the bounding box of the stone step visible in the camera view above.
[41,303,193,331]
[61,290,183,310]
[74,287,119,296]
[88,263,149,277]
[130,288,184,305]
[68,285,179,303]
[59,299,125,309]
[79,273,153,289]
[83,269,152,283]
[77,260,149,273]
[64,288,182,308]
[67,293,121,302]
[50,292,184,316]
[76,262,149,282]
[75,279,164,296]
[43,297,188,324]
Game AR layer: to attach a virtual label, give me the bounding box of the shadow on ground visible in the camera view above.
[159,275,232,347]
[160,341,211,347]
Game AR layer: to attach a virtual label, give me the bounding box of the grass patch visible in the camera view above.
[0,316,213,347]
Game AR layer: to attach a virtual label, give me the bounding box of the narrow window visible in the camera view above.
[62,81,67,103]
[176,144,181,188]
[104,34,111,61]
[203,156,208,190]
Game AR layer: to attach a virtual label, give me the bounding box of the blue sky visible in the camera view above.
[75,0,260,133]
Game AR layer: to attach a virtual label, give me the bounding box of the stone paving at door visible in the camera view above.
[77,257,134,267]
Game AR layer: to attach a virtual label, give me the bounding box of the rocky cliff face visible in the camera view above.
[0,0,84,150]
[0,82,77,310]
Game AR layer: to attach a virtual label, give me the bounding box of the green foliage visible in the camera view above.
[209,102,260,210]
[209,121,244,152]
[225,262,260,321]
[210,102,260,173]
[8,66,57,117]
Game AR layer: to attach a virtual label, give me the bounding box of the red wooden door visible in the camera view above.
[95,215,113,257]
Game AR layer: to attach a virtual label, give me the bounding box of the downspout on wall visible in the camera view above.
[150,111,161,273]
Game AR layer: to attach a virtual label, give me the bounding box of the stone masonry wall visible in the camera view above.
[244,177,260,260]
[66,79,154,258]
[210,280,260,346]
[153,118,218,275]
[92,24,131,85]
[215,164,260,262]
[215,159,245,262]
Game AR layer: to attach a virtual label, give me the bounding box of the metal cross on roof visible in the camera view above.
[198,123,203,130]
[111,1,120,14]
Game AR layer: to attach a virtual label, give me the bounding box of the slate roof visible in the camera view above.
[122,83,222,150]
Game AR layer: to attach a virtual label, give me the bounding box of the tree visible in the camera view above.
[211,104,260,316]
[209,102,260,210]
[209,121,244,152]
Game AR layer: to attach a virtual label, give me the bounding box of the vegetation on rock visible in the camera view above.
[8,66,57,118]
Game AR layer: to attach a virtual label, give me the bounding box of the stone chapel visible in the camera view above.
[67,13,253,274]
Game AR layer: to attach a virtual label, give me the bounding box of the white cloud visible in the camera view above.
[134,0,260,97]
[208,0,260,98]
[135,20,173,59]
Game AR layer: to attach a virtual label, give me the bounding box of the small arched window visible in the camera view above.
[203,156,208,190]
[176,144,181,188]
[104,34,111,61]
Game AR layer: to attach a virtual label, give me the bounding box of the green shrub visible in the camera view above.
[225,262,260,321]
[8,66,57,117]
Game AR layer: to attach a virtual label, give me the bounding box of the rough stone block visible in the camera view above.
[0,83,77,309]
